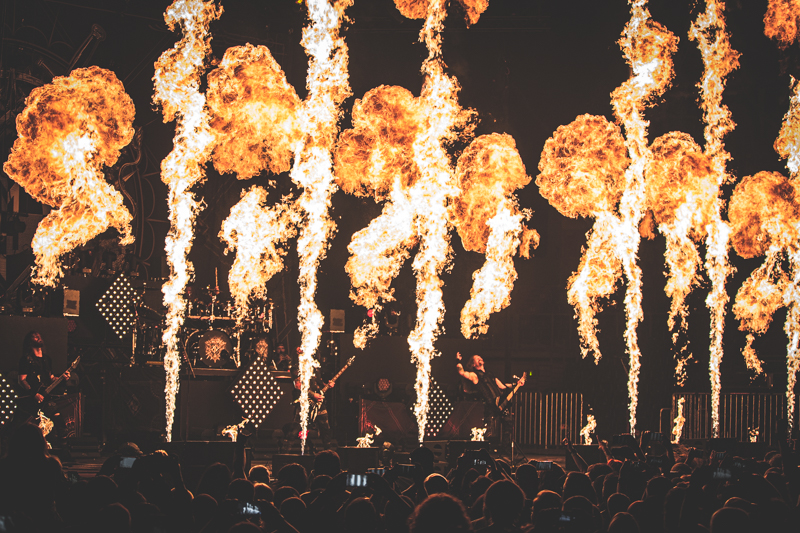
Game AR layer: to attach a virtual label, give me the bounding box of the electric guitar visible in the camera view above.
[296,356,356,422]
[495,372,526,415]
[20,356,81,421]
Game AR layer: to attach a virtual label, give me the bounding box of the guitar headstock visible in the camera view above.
[346,356,356,366]
[518,373,527,385]
[70,356,81,370]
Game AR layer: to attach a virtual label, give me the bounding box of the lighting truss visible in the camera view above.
[425,377,454,439]
[0,373,18,427]
[96,274,140,340]
[231,356,285,427]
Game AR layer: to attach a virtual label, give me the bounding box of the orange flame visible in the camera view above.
[338,0,479,440]
[453,134,538,338]
[334,85,422,347]
[731,169,800,432]
[292,0,353,452]
[686,0,739,438]
[152,0,222,441]
[645,132,716,380]
[394,0,488,26]
[207,44,303,179]
[537,114,630,361]
[3,66,136,287]
[219,187,299,325]
[537,1,677,434]
[765,0,800,46]
[609,0,678,435]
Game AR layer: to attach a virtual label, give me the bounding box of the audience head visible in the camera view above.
[483,480,525,526]
[409,493,471,533]
[197,462,232,503]
[514,463,538,498]
[313,449,341,477]
[424,473,449,496]
[277,463,308,494]
[608,511,639,533]
[248,464,270,484]
[345,497,378,533]
[710,507,750,533]
[227,478,255,503]
[607,492,631,518]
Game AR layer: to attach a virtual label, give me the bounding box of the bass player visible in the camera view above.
[456,352,524,453]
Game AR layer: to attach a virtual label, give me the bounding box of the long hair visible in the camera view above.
[22,331,45,358]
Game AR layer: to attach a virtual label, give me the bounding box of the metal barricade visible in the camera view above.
[513,392,583,447]
[672,392,785,445]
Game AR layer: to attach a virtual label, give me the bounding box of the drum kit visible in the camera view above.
[134,284,274,369]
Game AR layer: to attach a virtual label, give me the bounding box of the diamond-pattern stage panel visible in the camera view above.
[231,357,285,427]
[96,274,139,339]
[0,373,18,427]
[425,378,454,438]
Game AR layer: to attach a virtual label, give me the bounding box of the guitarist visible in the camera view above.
[456,352,521,452]
[283,368,331,451]
[17,331,71,440]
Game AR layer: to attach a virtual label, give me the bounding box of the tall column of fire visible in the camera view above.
[152,0,222,441]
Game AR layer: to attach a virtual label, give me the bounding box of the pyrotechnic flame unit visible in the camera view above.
[96,274,140,340]
[0,375,18,427]
[230,357,285,427]
[470,427,486,442]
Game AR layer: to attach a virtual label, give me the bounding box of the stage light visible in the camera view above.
[0,373,19,427]
[96,274,139,339]
[231,356,284,427]
[424,377,453,439]
[375,377,392,399]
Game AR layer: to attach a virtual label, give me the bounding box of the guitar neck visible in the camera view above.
[320,359,354,394]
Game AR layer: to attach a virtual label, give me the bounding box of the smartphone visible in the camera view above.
[346,473,368,488]
[612,434,636,447]
[472,458,487,466]
[712,468,732,480]
[119,457,137,469]
[396,464,417,477]
[649,432,663,442]
[714,452,726,461]
[236,502,261,518]
[367,467,385,476]
[647,456,665,467]
[535,461,553,471]
[67,472,81,485]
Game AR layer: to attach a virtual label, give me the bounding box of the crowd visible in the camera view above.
[0,422,798,533]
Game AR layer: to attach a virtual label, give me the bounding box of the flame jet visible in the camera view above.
[453,134,539,338]
[731,1,800,436]
[730,171,800,432]
[336,0,484,440]
[219,187,299,324]
[688,0,739,437]
[207,44,303,325]
[538,0,678,433]
[204,1,352,452]
[644,134,716,383]
[291,0,353,453]
[152,0,222,441]
[641,1,738,436]
[3,67,135,287]
[765,0,800,46]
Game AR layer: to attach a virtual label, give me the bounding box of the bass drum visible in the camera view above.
[186,329,233,368]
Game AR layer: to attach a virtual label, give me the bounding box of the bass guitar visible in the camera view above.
[495,372,526,415]
[21,356,81,422]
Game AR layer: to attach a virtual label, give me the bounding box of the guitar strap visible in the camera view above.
[474,369,502,407]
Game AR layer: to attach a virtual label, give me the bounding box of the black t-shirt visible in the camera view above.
[18,353,53,396]
[475,369,502,405]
